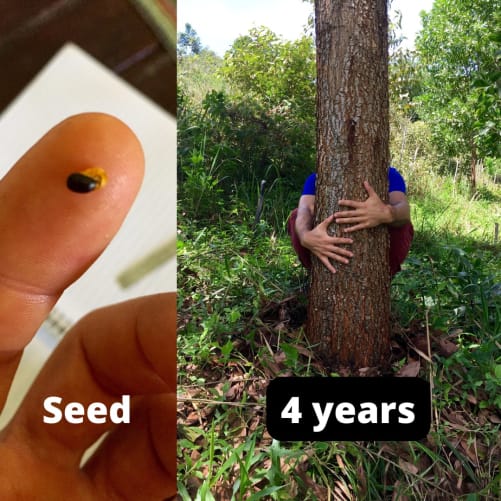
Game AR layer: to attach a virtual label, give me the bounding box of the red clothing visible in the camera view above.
[287,208,413,277]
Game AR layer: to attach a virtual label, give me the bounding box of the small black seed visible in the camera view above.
[67,173,98,193]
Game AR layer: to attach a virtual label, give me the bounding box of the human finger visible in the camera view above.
[2,293,175,464]
[328,245,353,259]
[329,236,353,246]
[337,199,363,209]
[363,181,377,196]
[84,393,176,500]
[0,113,144,408]
[325,253,348,266]
[325,248,352,264]
[335,215,365,225]
[318,214,335,228]
[318,255,337,274]
[334,210,352,219]
[342,222,369,233]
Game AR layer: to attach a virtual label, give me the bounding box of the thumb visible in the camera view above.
[364,181,378,197]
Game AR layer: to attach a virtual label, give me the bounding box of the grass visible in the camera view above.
[177,169,500,499]
[176,36,501,500]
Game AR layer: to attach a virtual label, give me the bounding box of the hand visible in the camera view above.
[0,114,176,500]
[334,181,392,232]
[301,214,353,274]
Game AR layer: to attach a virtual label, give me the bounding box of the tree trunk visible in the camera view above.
[470,143,477,193]
[307,0,390,369]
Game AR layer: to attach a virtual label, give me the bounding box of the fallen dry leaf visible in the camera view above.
[296,470,329,500]
[273,321,287,332]
[412,335,429,355]
[459,439,479,466]
[262,358,282,377]
[291,343,315,358]
[443,410,468,427]
[359,366,380,377]
[396,359,420,377]
[334,481,353,501]
[225,382,243,400]
[273,350,287,363]
[436,337,459,357]
[185,411,200,425]
[201,405,215,420]
[392,480,411,501]
[398,458,419,475]
[357,463,367,497]
[466,394,477,405]
[488,413,501,424]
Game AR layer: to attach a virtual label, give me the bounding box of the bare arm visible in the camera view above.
[386,190,411,227]
[295,195,316,243]
[295,194,353,274]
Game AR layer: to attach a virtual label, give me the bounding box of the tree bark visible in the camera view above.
[307,0,390,369]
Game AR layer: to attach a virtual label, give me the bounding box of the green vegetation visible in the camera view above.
[416,0,500,178]
[177,3,500,499]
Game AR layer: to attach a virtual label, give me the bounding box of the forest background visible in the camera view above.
[176,0,500,499]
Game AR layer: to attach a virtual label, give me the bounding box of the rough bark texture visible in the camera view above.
[308,0,390,369]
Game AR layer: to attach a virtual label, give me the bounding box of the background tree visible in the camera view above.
[220,27,316,120]
[177,22,202,57]
[415,0,500,189]
[307,0,391,368]
[177,27,318,224]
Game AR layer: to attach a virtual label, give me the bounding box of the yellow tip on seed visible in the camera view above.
[80,167,107,188]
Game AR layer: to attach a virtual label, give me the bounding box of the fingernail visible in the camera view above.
[67,167,107,193]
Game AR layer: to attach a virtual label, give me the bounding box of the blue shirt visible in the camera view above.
[301,167,407,195]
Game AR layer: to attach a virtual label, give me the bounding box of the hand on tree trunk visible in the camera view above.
[334,181,392,232]
[300,214,353,274]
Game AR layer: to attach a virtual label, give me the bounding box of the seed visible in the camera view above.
[67,167,107,193]
[67,173,98,192]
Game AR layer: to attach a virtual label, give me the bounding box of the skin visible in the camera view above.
[295,180,411,274]
[0,113,176,499]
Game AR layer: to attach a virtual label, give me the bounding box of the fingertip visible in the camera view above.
[59,112,145,198]
[320,257,334,274]
[321,214,334,226]
[327,261,337,274]
[0,113,145,292]
[0,114,146,351]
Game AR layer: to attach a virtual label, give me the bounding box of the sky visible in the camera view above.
[178,0,435,56]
